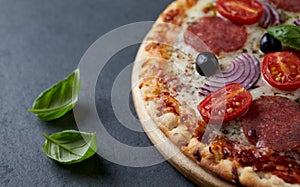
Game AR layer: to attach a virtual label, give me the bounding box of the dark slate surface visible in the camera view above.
[0,0,195,186]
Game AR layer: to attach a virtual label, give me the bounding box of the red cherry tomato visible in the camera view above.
[198,83,252,123]
[216,0,264,25]
[262,52,300,91]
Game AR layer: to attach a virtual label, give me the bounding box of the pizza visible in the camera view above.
[132,0,300,186]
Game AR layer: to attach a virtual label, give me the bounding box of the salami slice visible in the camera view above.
[184,16,247,55]
[268,0,300,12]
[239,96,300,152]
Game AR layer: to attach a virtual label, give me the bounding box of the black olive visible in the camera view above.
[195,52,219,76]
[260,33,282,54]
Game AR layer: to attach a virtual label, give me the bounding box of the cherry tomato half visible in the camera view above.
[198,83,252,123]
[216,0,264,25]
[262,52,300,91]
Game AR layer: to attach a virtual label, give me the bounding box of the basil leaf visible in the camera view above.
[267,25,300,50]
[42,130,98,164]
[28,69,80,121]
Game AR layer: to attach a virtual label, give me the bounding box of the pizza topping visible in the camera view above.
[163,9,184,25]
[145,42,172,59]
[216,0,264,25]
[267,25,300,50]
[162,0,198,26]
[195,52,219,76]
[212,137,300,184]
[285,46,300,58]
[193,149,202,162]
[262,52,300,91]
[199,54,260,95]
[198,83,252,123]
[185,0,199,8]
[193,120,207,141]
[202,2,216,14]
[260,33,282,54]
[259,1,280,28]
[268,0,300,12]
[184,16,247,55]
[157,92,180,116]
[239,96,300,152]
[295,19,300,26]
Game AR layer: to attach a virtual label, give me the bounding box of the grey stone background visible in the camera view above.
[0,0,195,186]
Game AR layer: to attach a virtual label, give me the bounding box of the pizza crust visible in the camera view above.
[184,137,300,187]
[132,0,300,186]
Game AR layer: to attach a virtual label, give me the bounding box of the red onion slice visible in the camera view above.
[259,1,280,28]
[199,54,260,96]
[294,19,300,26]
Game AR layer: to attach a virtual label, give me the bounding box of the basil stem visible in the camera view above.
[28,69,80,121]
[267,25,300,50]
[42,130,98,164]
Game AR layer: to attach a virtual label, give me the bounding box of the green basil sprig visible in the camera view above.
[42,130,98,164]
[28,69,80,121]
[267,25,300,50]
